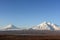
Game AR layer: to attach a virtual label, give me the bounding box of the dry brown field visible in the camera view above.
[0,35,60,40]
[0,30,60,40]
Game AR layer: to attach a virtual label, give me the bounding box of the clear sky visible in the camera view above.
[0,0,60,28]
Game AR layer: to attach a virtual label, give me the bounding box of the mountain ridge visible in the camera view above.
[32,21,60,31]
[0,22,60,31]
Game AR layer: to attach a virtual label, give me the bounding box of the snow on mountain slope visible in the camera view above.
[32,21,60,31]
[0,24,20,31]
[51,24,60,30]
[3,24,18,29]
[0,22,60,31]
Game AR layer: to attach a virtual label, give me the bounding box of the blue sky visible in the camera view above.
[0,0,60,28]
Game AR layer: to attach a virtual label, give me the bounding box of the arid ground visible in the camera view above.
[0,30,60,40]
[0,35,60,40]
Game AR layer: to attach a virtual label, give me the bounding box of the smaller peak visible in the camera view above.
[7,24,14,27]
[38,21,51,26]
[5,24,15,28]
[3,24,18,29]
[37,21,52,26]
[8,24,13,25]
[37,21,47,26]
[40,21,47,24]
[42,21,51,24]
[43,21,47,24]
[47,22,51,25]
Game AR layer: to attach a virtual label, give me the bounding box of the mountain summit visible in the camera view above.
[32,21,60,31]
[0,24,20,31]
[4,24,18,29]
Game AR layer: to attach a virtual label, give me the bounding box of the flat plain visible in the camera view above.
[0,30,60,40]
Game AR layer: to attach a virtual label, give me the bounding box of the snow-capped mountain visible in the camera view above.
[0,22,60,31]
[3,24,18,29]
[32,21,60,31]
[0,24,20,31]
